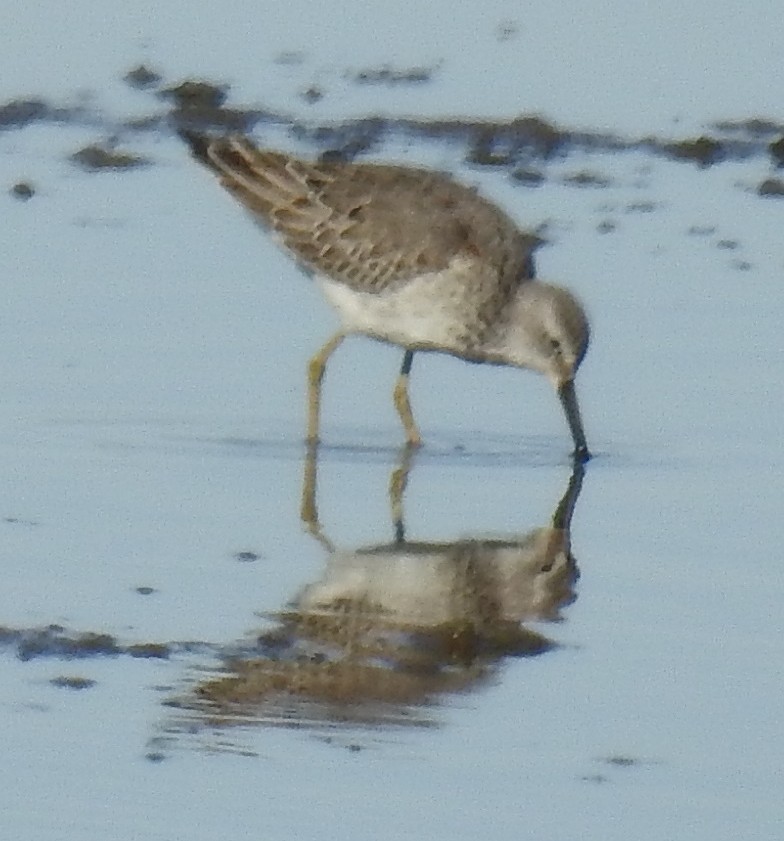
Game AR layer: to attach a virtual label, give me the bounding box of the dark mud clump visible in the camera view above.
[10,181,35,200]
[300,86,324,104]
[510,167,545,186]
[0,623,186,661]
[625,200,658,214]
[123,64,162,90]
[5,71,784,218]
[466,116,565,167]
[687,225,717,236]
[758,177,784,197]
[163,78,267,133]
[712,117,784,136]
[7,71,783,177]
[495,20,520,42]
[0,97,84,130]
[127,642,171,659]
[15,626,121,661]
[603,755,640,767]
[233,550,262,563]
[70,143,149,171]
[562,171,613,188]
[163,79,229,110]
[350,64,436,86]
[298,117,388,162]
[769,136,784,167]
[663,135,724,167]
[50,675,97,690]
[0,98,48,128]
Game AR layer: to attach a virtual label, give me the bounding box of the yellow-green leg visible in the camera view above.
[393,349,422,447]
[306,332,346,444]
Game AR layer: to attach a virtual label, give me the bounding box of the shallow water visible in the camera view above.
[2,3,784,839]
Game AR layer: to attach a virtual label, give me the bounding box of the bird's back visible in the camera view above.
[182,133,538,293]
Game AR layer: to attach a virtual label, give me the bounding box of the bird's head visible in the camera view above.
[500,282,591,461]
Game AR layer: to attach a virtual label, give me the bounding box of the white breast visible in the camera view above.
[316,256,476,352]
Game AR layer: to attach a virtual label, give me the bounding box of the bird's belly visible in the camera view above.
[317,270,472,352]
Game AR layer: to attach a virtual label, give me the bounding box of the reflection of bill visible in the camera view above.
[185,454,585,730]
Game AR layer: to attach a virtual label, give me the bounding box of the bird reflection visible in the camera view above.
[181,448,585,731]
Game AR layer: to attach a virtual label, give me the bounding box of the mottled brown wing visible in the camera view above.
[182,132,539,299]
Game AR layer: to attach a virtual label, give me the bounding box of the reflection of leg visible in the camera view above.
[389,445,415,543]
[306,332,346,444]
[393,349,422,447]
[300,440,334,550]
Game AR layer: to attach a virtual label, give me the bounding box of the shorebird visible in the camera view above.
[181,131,591,460]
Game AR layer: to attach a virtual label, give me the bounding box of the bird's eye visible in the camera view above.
[550,338,562,355]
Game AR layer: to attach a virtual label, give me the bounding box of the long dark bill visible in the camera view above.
[558,379,590,463]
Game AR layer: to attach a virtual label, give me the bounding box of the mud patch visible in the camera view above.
[662,136,724,166]
[50,675,97,690]
[300,86,324,105]
[602,754,641,767]
[162,79,229,111]
[509,167,545,186]
[4,72,784,192]
[758,177,784,197]
[163,78,268,133]
[233,550,263,563]
[14,626,120,660]
[688,225,717,236]
[123,64,162,90]
[495,20,520,42]
[0,624,187,661]
[465,116,565,166]
[0,97,85,129]
[127,643,170,659]
[3,515,39,526]
[349,64,437,86]
[712,117,784,136]
[625,200,659,214]
[10,181,35,200]
[561,171,613,188]
[769,136,784,167]
[70,143,149,171]
[0,98,49,128]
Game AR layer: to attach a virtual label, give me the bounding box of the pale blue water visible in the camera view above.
[1,3,783,839]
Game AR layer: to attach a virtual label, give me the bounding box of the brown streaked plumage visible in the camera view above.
[180,131,591,460]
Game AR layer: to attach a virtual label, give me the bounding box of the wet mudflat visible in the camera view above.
[2,3,784,839]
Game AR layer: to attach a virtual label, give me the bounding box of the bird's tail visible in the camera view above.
[179,130,326,229]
